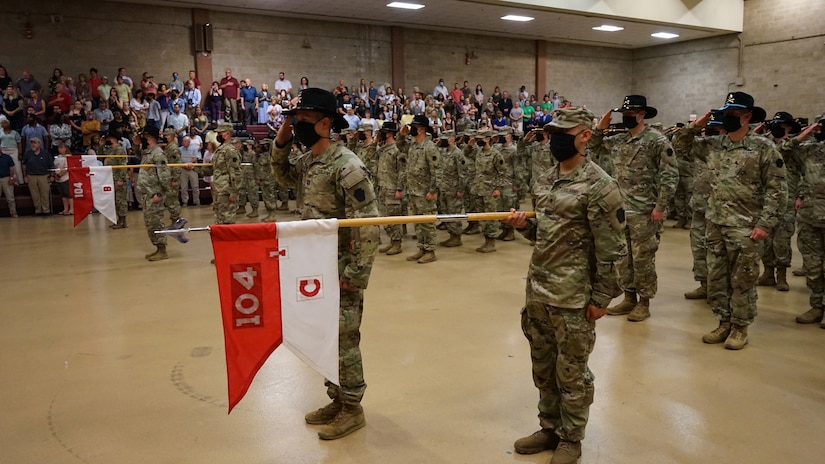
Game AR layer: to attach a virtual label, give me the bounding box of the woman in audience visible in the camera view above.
[299,76,309,91]
[75,74,92,110]
[107,87,122,114]
[3,86,24,132]
[129,89,148,129]
[257,83,271,124]
[28,89,47,124]
[156,83,171,129]
[49,109,72,154]
[67,100,85,153]
[474,84,484,116]
[48,68,63,96]
[207,81,222,124]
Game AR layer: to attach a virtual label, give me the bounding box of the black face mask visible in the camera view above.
[549,132,579,162]
[704,127,720,137]
[294,120,323,147]
[438,139,449,148]
[814,131,825,142]
[622,116,639,130]
[104,141,113,149]
[216,134,225,144]
[769,126,786,139]
[409,126,420,137]
[722,115,742,133]
[140,137,149,150]
[358,133,367,141]
[534,133,545,142]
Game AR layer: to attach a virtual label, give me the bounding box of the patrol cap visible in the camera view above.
[497,126,513,135]
[243,139,256,146]
[215,122,234,133]
[260,138,272,146]
[439,130,455,140]
[357,123,373,132]
[464,129,478,137]
[230,137,241,144]
[476,130,494,138]
[341,128,355,135]
[543,107,595,133]
[286,87,348,131]
[162,128,176,136]
[650,122,664,130]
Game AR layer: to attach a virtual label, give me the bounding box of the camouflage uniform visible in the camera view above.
[781,136,825,312]
[672,142,695,225]
[200,140,242,224]
[673,131,712,285]
[518,158,625,442]
[375,141,404,242]
[254,142,278,218]
[105,144,129,219]
[163,140,182,222]
[438,138,468,237]
[399,137,440,251]
[468,141,503,239]
[271,140,379,406]
[589,125,678,300]
[761,135,801,271]
[677,124,787,326]
[525,139,555,198]
[137,145,170,246]
[498,135,520,212]
[237,144,259,214]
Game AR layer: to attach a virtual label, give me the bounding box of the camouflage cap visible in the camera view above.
[650,122,664,129]
[357,123,372,132]
[162,128,176,136]
[439,130,455,140]
[216,122,234,133]
[476,130,494,138]
[260,138,272,146]
[497,126,513,135]
[205,132,218,145]
[464,129,478,136]
[341,128,356,135]
[544,107,595,132]
[243,139,256,146]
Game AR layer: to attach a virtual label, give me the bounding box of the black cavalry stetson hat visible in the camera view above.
[141,125,161,139]
[767,111,802,134]
[718,91,767,123]
[285,87,348,131]
[379,121,399,132]
[612,95,657,119]
[410,114,435,134]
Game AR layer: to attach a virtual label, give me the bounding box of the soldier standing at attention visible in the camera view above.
[355,123,377,178]
[137,125,171,261]
[255,139,278,222]
[468,130,504,253]
[436,130,467,247]
[270,87,379,440]
[161,128,182,224]
[505,108,626,464]
[238,140,260,218]
[398,114,440,264]
[375,121,405,255]
[104,129,129,229]
[589,95,678,322]
[496,127,519,242]
[675,92,786,349]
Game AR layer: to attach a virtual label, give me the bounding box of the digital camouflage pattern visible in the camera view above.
[136,145,170,246]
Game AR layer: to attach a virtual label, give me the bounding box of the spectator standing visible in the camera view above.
[167,103,190,143]
[28,90,47,124]
[183,79,201,120]
[114,76,131,104]
[188,70,201,91]
[75,74,92,109]
[179,136,201,207]
[499,91,514,118]
[157,83,171,129]
[0,119,23,184]
[21,114,50,150]
[240,79,258,126]
[3,86,24,132]
[80,111,101,148]
[49,110,72,154]
[257,83,271,124]
[0,66,12,92]
[207,81,222,124]
[88,68,102,107]
[219,69,240,122]
[94,100,114,133]
[274,72,292,98]
[21,138,54,215]
[0,141,17,217]
[117,68,134,90]
[145,94,161,129]
[15,71,42,105]
[53,144,73,215]
[169,72,183,94]
[433,79,449,100]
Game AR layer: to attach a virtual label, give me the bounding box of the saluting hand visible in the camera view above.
[596,110,612,131]
[694,111,711,128]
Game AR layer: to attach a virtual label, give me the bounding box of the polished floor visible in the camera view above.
[3,205,824,464]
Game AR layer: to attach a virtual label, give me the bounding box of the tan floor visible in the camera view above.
[3,206,825,463]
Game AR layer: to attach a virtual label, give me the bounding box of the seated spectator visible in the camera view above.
[492,111,508,130]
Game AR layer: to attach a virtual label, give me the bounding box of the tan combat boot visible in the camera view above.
[378,241,394,253]
[476,237,497,253]
[110,216,128,229]
[684,282,707,299]
[462,222,480,235]
[793,267,805,277]
[627,298,651,322]
[439,234,462,247]
[775,267,789,292]
[277,201,290,211]
[145,246,161,259]
[497,226,515,241]
[725,325,748,350]
[246,209,259,218]
[673,218,688,229]
[417,250,437,264]
[384,240,403,255]
[514,429,560,455]
[305,400,343,425]
[550,440,582,464]
[702,321,732,344]
[147,245,168,261]
[406,248,425,261]
[317,403,365,440]
[757,266,776,286]
[261,211,277,222]
[795,307,824,324]
[607,291,637,316]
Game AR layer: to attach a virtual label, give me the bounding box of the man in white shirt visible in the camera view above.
[433,79,449,100]
[166,103,190,144]
[274,72,293,99]
[343,107,360,130]
[182,80,201,120]
[179,135,201,206]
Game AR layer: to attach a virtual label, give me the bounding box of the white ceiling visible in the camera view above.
[117,0,741,49]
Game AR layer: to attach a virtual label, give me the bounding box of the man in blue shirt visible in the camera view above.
[0,150,18,217]
[21,115,50,150]
[240,79,258,126]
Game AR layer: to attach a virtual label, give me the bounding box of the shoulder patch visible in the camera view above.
[617,208,626,223]
[776,158,784,168]
[667,148,673,156]
[432,155,437,161]
[232,157,238,163]
[354,188,366,202]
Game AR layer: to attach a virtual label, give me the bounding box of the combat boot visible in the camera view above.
[627,298,651,322]
[684,282,707,299]
[462,222,480,235]
[305,400,343,425]
[795,307,824,324]
[261,211,277,222]
[724,325,748,350]
[378,241,394,253]
[246,209,259,218]
[439,234,462,247]
[775,267,789,291]
[147,245,168,261]
[673,218,688,229]
[607,291,637,316]
[145,246,161,259]
[757,266,776,286]
[277,202,290,211]
[436,222,448,230]
[109,216,128,229]
[793,267,805,277]
[702,321,732,344]
[385,240,403,256]
[550,440,582,464]
[417,250,437,264]
[514,429,560,455]
[317,403,365,440]
[497,226,515,241]
[476,237,497,253]
[406,248,426,261]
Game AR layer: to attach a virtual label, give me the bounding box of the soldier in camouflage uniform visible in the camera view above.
[460,129,481,235]
[375,122,404,255]
[506,108,626,464]
[237,140,260,218]
[496,127,519,241]
[436,130,467,247]
[270,88,379,441]
[161,128,182,224]
[104,129,129,229]
[522,127,555,199]
[197,122,242,225]
[467,130,503,253]
[136,126,171,261]
[757,112,801,291]
[255,139,278,222]
[354,123,377,179]
[590,95,678,322]
[671,124,695,229]
[676,92,787,350]
[780,117,825,325]
[398,114,440,263]
[675,111,724,300]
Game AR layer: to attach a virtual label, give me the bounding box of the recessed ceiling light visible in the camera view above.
[387,2,425,9]
[501,15,534,22]
[592,25,624,32]
[651,32,679,39]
